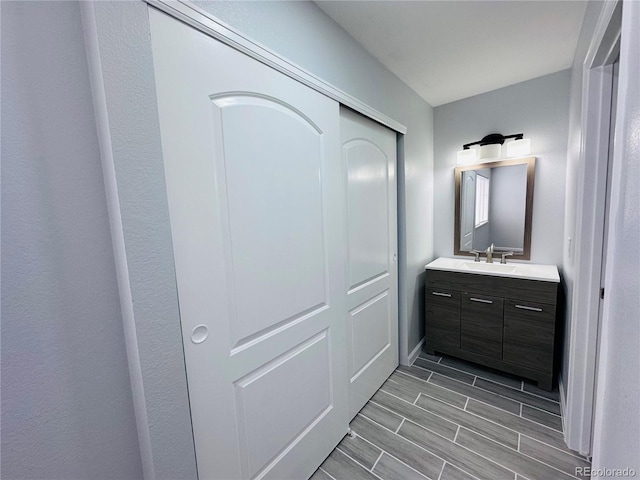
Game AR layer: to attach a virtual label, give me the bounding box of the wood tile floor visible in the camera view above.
[311,352,590,480]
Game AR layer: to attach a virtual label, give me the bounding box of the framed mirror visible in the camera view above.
[454,156,535,260]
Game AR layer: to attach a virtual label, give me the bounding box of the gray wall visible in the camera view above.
[434,70,571,266]
[191,1,435,359]
[1,2,142,478]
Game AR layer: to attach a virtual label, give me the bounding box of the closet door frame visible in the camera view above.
[82,2,406,479]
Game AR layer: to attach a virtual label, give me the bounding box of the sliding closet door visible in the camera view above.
[149,9,348,480]
[341,108,398,419]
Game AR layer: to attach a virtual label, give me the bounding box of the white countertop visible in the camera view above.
[425,257,560,283]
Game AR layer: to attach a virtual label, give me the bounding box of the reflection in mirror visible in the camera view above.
[455,157,535,260]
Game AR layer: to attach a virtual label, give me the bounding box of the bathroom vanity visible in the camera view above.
[424,257,560,390]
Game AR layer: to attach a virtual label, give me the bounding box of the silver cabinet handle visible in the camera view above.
[515,305,543,312]
[432,292,452,297]
[470,297,493,304]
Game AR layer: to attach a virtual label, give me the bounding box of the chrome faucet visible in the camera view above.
[501,252,515,264]
[486,243,495,263]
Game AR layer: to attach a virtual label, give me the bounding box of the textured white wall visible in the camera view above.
[1,2,142,478]
[89,2,199,477]
[434,70,571,266]
[591,0,640,473]
[193,0,435,360]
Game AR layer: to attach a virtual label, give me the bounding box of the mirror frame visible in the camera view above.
[454,156,536,260]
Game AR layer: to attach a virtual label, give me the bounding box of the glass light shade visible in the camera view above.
[479,143,502,160]
[506,138,531,157]
[456,148,477,165]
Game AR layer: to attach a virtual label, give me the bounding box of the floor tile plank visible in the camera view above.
[392,370,468,409]
[521,405,562,432]
[519,436,589,478]
[418,352,443,363]
[523,381,560,402]
[372,390,459,440]
[414,357,476,384]
[310,467,334,480]
[379,377,421,403]
[351,414,444,480]
[311,356,589,480]
[373,453,429,480]
[359,402,403,432]
[474,378,561,415]
[439,355,523,389]
[397,419,514,480]
[398,364,434,383]
[456,428,577,480]
[337,433,382,470]
[440,463,480,480]
[320,448,379,480]
[415,393,519,449]
[429,373,521,414]
[465,399,570,453]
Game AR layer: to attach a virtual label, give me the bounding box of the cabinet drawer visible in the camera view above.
[426,289,460,351]
[427,288,460,307]
[425,269,558,304]
[503,300,555,371]
[461,293,504,359]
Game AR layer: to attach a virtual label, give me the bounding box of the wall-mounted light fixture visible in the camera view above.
[456,132,531,164]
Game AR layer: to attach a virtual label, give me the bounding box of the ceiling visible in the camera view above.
[316,1,588,106]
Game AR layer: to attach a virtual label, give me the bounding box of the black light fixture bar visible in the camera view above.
[463,133,524,150]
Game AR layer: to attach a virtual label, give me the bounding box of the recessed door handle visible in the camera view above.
[515,305,543,312]
[432,292,452,297]
[191,325,209,344]
[470,297,492,304]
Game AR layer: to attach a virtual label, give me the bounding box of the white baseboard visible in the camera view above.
[559,374,568,439]
[408,337,425,365]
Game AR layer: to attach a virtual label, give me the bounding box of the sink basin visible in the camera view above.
[460,262,518,274]
[425,257,560,282]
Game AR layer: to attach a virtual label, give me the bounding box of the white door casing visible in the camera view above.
[340,108,399,420]
[149,9,348,480]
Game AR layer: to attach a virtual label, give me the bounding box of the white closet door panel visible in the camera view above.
[214,96,327,347]
[235,331,331,478]
[341,107,398,420]
[149,8,347,480]
[346,141,390,287]
[350,291,391,376]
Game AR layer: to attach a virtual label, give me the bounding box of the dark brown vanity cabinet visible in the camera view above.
[503,300,556,372]
[425,269,560,391]
[461,293,504,359]
[425,288,461,352]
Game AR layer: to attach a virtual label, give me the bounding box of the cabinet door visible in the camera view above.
[461,293,504,359]
[503,300,556,372]
[425,288,461,352]
[150,9,348,480]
